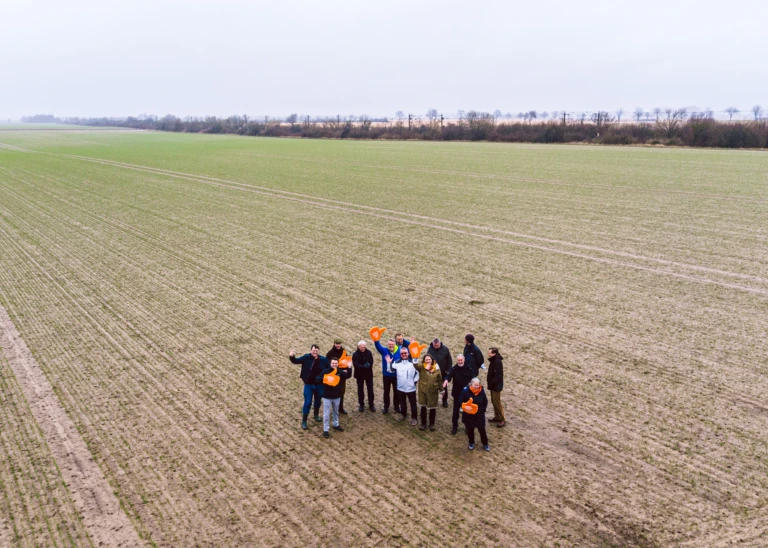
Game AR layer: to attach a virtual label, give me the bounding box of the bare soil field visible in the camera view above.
[0,130,766,546]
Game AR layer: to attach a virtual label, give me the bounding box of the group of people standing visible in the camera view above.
[289,327,506,451]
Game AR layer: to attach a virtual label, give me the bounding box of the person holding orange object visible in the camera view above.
[318,358,351,439]
[460,378,489,451]
[371,326,400,414]
[326,338,349,415]
[443,354,474,435]
[387,347,420,425]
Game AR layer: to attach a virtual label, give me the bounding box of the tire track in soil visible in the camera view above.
[0,202,306,545]
[12,157,760,520]
[0,165,569,545]
[0,173,444,545]
[42,152,768,294]
[0,305,142,547]
[12,147,766,286]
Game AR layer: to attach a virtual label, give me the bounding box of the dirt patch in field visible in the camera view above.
[0,305,142,547]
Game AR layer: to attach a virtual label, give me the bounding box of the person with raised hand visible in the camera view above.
[427,337,452,408]
[387,346,420,426]
[317,358,352,439]
[414,353,442,431]
[370,326,400,414]
[326,338,349,415]
[352,340,375,412]
[442,354,475,435]
[460,377,490,451]
[290,345,329,430]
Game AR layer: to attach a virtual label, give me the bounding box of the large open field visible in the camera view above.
[0,130,766,546]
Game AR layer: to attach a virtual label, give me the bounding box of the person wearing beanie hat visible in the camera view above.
[326,339,349,414]
[463,334,485,377]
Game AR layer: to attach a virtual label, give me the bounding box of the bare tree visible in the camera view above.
[395,111,405,121]
[653,107,662,122]
[550,111,560,121]
[493,109,502,120]
[504,112,513,119]
[578,112,588,125]
[634,107,644,122]
[752,105,763,120]
[285,113,298,124]
[527,110,537,123]
[616,108,624,122]
[426,108,439,122]
[591,111,615,129]
[658,108,687,137]
[457,110,466,123]
[725,107,739,121]
[540,111,549,120]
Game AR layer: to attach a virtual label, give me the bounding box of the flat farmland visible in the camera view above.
[0,130,767,547]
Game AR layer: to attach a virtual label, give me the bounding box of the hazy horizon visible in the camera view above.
[2,0,767,121]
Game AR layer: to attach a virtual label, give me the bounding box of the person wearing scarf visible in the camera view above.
[414,354,443,431]
[460,377,490,451]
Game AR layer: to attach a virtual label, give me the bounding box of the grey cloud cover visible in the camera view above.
[1,0,766,119]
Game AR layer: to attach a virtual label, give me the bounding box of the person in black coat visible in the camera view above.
[460,378,490,451]
[487,347,506,427]
[290,345,329,430]
[462,334,485,377]
[326,338,349,414]
[352,340,375,412]
[442,355,475,435]
[427,337,452,407]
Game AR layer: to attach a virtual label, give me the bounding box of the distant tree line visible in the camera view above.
[64,107,768,149]
[21,114,60,123]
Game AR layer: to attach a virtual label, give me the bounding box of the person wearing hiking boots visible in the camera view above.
[371,327,401,414]
[460,377,490,451]
[442,354,475,435]
[415,354,442,431]
[427,337,452,408]
[352,340,375,412]
[290,345,329,430]
[462,334,485,377]
[318,358,352,439]
[326,338,349,415]
[388,347,419,426]
[487,347,506,428]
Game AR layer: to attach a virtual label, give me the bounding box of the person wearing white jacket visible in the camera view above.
[386,347,420,426]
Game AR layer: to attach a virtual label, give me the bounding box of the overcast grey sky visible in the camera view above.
[2,0,766,120]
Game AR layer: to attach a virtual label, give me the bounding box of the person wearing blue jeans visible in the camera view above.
[290,345,329,430]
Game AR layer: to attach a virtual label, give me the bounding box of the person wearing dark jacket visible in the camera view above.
[318,358,352,438]
[326,338,349,415]
[352,340,375,412]
[487,347,506,427]
[290,345,329,430]
[442,355,475,435]
[460,378,490,451]
[427,338,452,407]
[462,334,485,377]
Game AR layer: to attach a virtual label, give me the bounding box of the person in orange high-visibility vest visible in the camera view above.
[460,378,489,451]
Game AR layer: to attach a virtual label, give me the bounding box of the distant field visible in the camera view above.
[0,130,766,546]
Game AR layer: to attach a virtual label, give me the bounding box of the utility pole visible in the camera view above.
[408,113,412,131]
[562,111,566,126]
[440,113,444,129]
